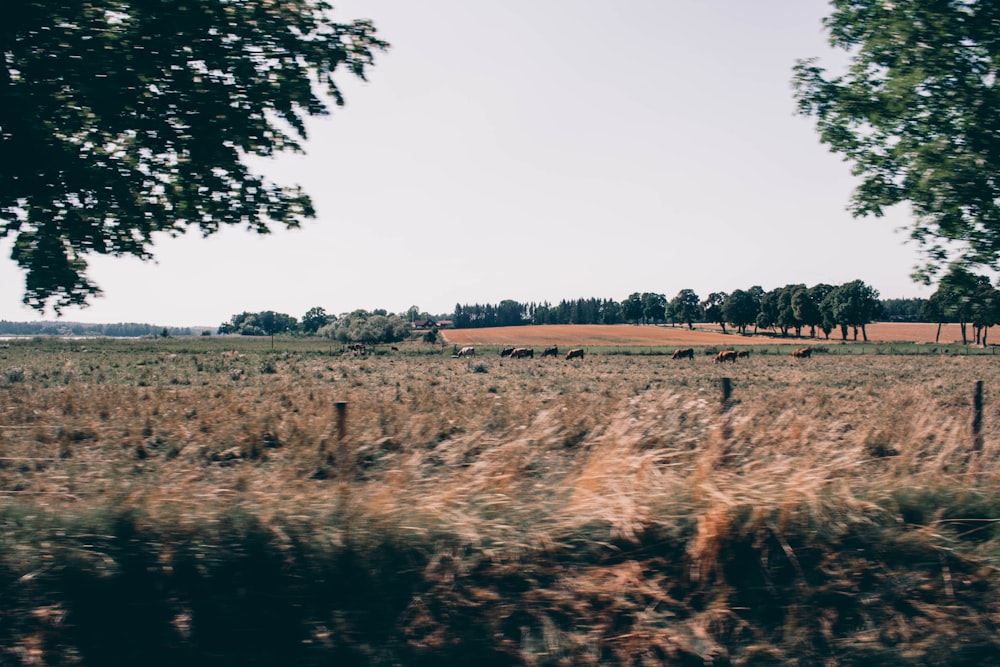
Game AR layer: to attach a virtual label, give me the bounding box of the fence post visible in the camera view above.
[721,377,732,412]
[335,401,348,442]
[972,381,984,455]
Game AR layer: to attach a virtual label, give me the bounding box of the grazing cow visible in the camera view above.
[390,346,399,352]
[541,345,559,358]
[457,346,476,358]
[715,350,738,363]
[565,348,585,360]
[792,347,812,359]
[510,347,534,359]
[672,348,694,360]
[737,350,750,359]
[500,346,515,358]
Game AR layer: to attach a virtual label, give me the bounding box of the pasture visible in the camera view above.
[2,336,1000,664]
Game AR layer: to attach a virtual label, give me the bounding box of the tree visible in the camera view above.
[793,1,1000,282]
[827,280,881,342]
[919,293,947,343]
[809,283,837,339]
[701,292,728,334]
[641,292,667,324]
[219,310,297,336]
[933,263,997,345]
[775,285,806,337]
[2,2,387,312]
[722,289,757,335]
[670,289,701,330]
[322,309,409,344]
[301,307,332,335]
[621,293,644,324]
[792,286,822,338]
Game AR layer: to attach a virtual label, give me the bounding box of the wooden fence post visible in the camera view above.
[721,377,732,412]
[335,401,348,442]
[972,381,984,455]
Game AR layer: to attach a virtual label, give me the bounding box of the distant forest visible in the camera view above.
[452,295,927,328]
[0,321,203,337]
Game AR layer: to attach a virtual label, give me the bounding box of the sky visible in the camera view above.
[1,0,938,328]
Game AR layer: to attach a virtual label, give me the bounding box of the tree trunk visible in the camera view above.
[840,324,848,341]
[935,322,942,343]
[852,325,859,341]
[960,321,968,345]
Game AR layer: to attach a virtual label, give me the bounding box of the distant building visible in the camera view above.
[411,318,452,329]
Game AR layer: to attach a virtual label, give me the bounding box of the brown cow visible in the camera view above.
[565,348,585,360]
[737,350,750,359]
[672,348,694,360]
[792,347,812,359]
[541,345,559,358]
[510,347,534,359]
[715,350,738,363]
[500,346,515,358]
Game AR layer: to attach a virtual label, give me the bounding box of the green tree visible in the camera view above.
[920,293,950,344]
[670,289,701,330]
[641,292,667,324]
[793,286,823,338]
[827,280,882,342]
[809,283,837,339]
[775,285,806,337]
[2,2,387,312]
[933,264,998,345]
[722,289,756,335]
[301,307,332,335]
[621,293,644,324]
[701,292,728,333]
[793,1,1000,282]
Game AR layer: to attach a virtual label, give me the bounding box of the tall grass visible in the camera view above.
[1,338,1000,664]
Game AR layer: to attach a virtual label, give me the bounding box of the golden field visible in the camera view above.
[440,321,983,348]
[1,335,1000,664]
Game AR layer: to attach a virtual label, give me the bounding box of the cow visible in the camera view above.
[672,348,694,360]
[510,347,534,359]
[500,346,515,358]
[715,350,738,363]
[737,350,750,359]
[541,345,559,358]
[457,346,476,358]
[565,348,585,360]
[792,347,812,359]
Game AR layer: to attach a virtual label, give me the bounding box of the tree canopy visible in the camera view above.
[793,0,1000,281]
[2,1,386,311]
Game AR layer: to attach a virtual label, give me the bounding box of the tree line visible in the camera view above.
[0,321,200,337]
[452,269,1000,347]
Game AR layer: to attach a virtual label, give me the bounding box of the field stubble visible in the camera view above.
[2,338,1000,663]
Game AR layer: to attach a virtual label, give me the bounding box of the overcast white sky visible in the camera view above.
[1,0,936,327]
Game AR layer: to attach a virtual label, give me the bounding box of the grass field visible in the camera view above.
[2,335,1000,664]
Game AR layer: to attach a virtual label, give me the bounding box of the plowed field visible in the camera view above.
[440,322,979,347]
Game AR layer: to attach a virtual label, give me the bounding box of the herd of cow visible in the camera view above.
[456,345,585,360]
[455,345,813,361]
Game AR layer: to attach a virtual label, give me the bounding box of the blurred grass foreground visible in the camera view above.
[2,337,1000,665]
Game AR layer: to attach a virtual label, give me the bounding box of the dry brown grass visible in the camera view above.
[2,337,1000,663]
